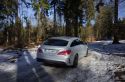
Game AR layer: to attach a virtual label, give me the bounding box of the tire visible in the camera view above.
[72,55,78,68]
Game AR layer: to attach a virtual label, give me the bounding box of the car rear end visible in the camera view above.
[36,38,72,66]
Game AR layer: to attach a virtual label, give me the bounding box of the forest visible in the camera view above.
[0,0,125,48]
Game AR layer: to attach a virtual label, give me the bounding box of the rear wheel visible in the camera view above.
[72,55,78,68]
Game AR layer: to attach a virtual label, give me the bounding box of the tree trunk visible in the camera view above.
[113,0,119,44]
[65,19,71,36]
[53,4,57,35]
[74,16,78,37]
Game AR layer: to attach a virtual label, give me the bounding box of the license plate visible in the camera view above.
[45,49,57,53]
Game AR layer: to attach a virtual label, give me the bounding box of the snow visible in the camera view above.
[89,40,125,57]
[0,41,125,82]
[0,62,16,72]
[87,40,125,82]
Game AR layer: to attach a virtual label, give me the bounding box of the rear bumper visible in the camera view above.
[36,58,68,65]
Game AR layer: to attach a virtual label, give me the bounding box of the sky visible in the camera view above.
[19,1,125,27]
[118,1,125,19]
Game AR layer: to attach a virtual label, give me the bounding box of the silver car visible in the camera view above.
[36,36,88,67]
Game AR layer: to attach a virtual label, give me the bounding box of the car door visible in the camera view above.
[79,41,88,57]
[70,39,81,59]
[75,40,84,58]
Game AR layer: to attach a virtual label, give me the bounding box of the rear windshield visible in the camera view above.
[43,39,68,46]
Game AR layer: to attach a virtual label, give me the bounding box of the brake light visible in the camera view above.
[58,50,71,55]
[38,48,43,53]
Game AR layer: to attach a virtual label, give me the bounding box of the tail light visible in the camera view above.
[58,50,71,55]
[37,48,43,53]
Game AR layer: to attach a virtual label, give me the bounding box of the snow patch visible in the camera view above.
[0,62,16,72]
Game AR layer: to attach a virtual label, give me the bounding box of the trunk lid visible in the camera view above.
[41,45,67,55]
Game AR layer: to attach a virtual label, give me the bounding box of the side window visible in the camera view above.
[78,39,87,45]
[71,40,77,47]
[79,41,83,45]
[79,41,87,45]
[76,40,83,45]
[71,39,80,47]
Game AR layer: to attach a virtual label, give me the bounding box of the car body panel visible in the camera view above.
[36,36,88,66]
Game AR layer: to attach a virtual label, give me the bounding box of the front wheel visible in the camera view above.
[72,55,78,68]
